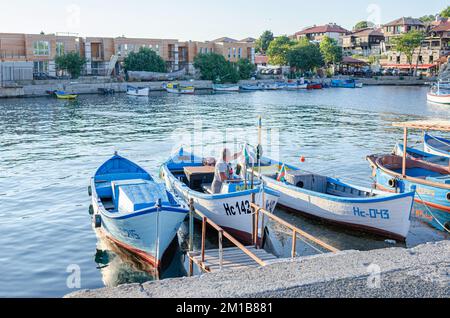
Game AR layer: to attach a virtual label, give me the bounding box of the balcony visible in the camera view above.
[0,49,26,60]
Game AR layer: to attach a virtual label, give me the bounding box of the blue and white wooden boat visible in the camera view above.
[126,85,149,96]
[160,148,280,243]
[254,158,415,240]
[424,132,450,158]
[240,84,264,91]
[427,81,450,104]
[90,153,188,268]
[331,79,363,88]
[212,84,240,92]
[368,154,450,232]
[394,142,449,166]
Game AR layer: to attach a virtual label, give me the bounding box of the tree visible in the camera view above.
[236,58,256,80]
[420,15,435,23]
[255,30,274,54]
[353,21,374,31]
[55,52,86,79]
[267,36,294,66]
[320,36,343,66]
[123,47,166,73]
[193,53,240,83]
[392,30,425,73]
[440,6,450,18]
[287,41,324,74]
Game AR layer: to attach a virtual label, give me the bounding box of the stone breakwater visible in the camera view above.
[66,241,449,298]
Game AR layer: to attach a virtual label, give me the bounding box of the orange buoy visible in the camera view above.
[300,156,306,163]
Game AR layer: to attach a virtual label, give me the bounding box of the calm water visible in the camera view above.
[1,86,449,297]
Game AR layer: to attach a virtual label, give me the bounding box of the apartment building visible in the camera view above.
[0,32,256,78]
[293,23,350,44]
[342,28,385,57]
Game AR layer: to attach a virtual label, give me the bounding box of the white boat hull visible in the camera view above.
[161,166,279,242]
[213,85,240,92]
[92,194,187,266]
[166,88,195,94]
[427,92,450,104]
[127,87,150,96]
[262,176,413,239]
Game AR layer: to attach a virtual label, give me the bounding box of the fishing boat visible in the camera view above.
[307,83,323,90]
[160,147,280,243]
[331,79,363,88]
[212,84,240,92]
[164,82,195,94]
[261,83,279,90]
[252,158,415,240]
[90,153,188,268]
[126,86,149,97]
[424,132,450,158]
[394,142,449,166]
[55,91,78,99]
[240,83,264,91]
[427,81,450,104]
[367,120,450,232]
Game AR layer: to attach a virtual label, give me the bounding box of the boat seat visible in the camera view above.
[95,173,151,198]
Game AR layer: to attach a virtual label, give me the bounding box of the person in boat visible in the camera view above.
[211,148,242,194]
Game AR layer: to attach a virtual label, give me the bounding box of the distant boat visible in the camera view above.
[55,91,78,99]
[212,84,240,92]
[254,158,415,240]
[427,81,450,104]
[331,79,363,88]
[164,82,195,94]
[261,83,278,90]
[424,133,450,158]
[90,153,188,268]
[126,85,149,97]
[240,84,264,91]
[307,83,323,90]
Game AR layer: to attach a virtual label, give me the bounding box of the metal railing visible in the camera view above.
[188,199,266,275]
[250,203,339,257]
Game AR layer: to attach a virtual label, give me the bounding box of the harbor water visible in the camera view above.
[0,86,449,297]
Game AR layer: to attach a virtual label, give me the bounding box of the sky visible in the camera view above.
[0,0,447,41]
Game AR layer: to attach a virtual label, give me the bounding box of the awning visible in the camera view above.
[381,63,437,70]
[393,120,450,132]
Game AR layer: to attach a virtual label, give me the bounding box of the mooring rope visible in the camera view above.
[414,190,450,234]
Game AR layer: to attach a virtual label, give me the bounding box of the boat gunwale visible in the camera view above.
[424,132,450,156]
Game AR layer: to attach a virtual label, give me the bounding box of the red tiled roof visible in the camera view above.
[431,21,450,32]
[295,24,349,36]
[255,55,269,64]
[384,17,424,27]
[349,28,384,37]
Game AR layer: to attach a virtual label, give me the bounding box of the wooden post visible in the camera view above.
[189,199,194,252]
[218,230,224,271]
[201,217,207,263]
[291,230,297,258]
[260,213,265,249]
[254,209,259,248]
[402,127,408,178]
[189,258,194,277]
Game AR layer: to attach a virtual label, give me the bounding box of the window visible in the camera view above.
[200,47,203,54]
[228,48,231,58]
[56,42,65,56]
[205,48,208,54]
[33,41,50,56]
[238,47,242,58]
[33,61,49,74]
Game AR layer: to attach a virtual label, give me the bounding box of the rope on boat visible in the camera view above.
[414,190,450,234]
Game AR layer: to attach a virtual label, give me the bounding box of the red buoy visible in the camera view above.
[300,156,306,163]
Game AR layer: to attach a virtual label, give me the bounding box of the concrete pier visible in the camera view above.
[66,241,449,298]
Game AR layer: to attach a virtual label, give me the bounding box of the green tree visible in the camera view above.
[287,41,324,74]
[193,53,240,83]
[267,36,294,66]
[236,58,256,80]
[124,47,166,72]
[255,30,274,54]
[55,52,86,79]
[420,15,435,23]
[320,36,343,66]
[392,30,425,73]
[440,6,450,18]
[353,21,374,31]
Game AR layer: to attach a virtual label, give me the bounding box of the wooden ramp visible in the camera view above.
[188,247,279,273]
